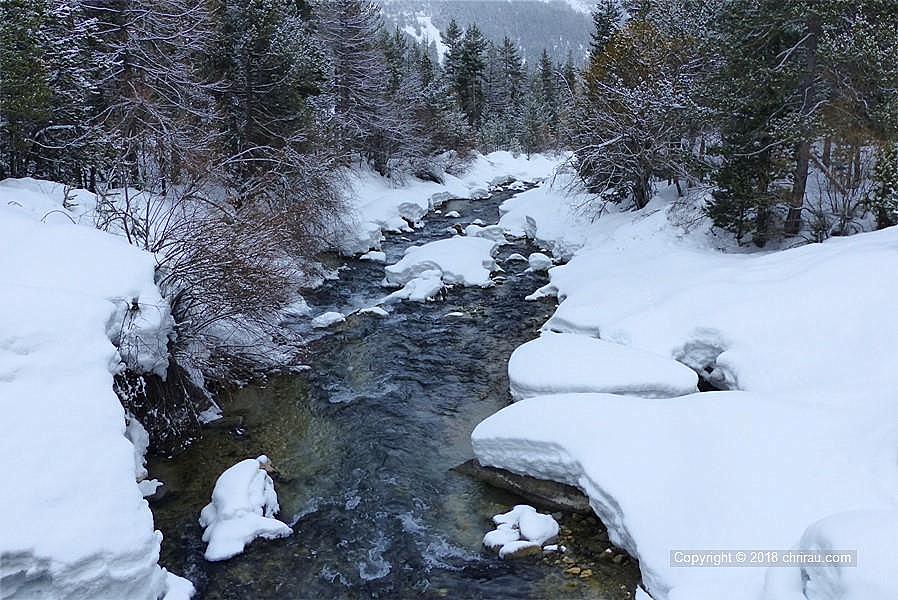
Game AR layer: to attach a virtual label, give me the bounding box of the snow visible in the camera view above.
[498,540,542,559]
[526,252,552,271]
[199,456,293,562]
[483,505,559,559]
[505,253,528,262]
[472,169,898,599]
[337,151,563,256]
[383,236,499,302]
[402,13,449,62]
[360,250,386,263]
[787,510,898,600]
[464,223,507,243]
[383,269,445,303]
[0,179,190,598]
[444,210,461,218]
[483,526,520,549]
[508,332,698,400]
[359,306,390,317]
[310,311,346,329]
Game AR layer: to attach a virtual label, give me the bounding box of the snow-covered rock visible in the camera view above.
[505,253,528,262]
[483,504,559,559]
[360,250,387,263]
[383,236,499,302]
[464,223,508,243]
[444,210,461,218]
[0,179,190,599]
[527,252,553,271]
[310,311,346,329]
[199,456,293,562]
[383,269,445,303]
[508,332,698,400]
[359,306,390,317]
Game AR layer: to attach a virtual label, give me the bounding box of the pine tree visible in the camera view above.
[0,0,52,179]
[456,24,488,127]
[589,0,623,65]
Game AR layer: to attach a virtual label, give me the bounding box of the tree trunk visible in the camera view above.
[785,12,821,236]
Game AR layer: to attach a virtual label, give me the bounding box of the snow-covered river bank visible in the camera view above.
[147,187,641,598]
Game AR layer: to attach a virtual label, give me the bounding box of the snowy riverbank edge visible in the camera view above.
[335,150,564,256]
[0,180,192,598]
[472,171,898,600]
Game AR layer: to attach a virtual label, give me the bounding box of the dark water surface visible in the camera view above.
[149,187,640,599]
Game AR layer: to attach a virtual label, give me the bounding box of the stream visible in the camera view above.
[149,186,640,599]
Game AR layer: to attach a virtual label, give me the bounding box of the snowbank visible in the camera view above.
[383,236,499,302]
[473,170,898,599]
[508,332,698,400]
[199,456,292,562]
[473,391,898,600]
[0,179,190,598]
[337,151,564,255]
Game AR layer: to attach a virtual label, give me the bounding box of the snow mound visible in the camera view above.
[527,252,553,271]
[383,236,499,302]
[445,210,461,218]
[0,179,188,598]
[483,505,559,559]
[508,332,698,400]
[199,456,293,562]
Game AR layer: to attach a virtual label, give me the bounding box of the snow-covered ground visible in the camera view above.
[0,179,191,598]
[473,170,898,599]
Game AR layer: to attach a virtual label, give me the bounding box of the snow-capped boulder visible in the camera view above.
[527,252,553,272]
[199,456,292,561]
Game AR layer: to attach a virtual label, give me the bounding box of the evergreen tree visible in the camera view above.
[589,0,623,65]
[0,0,52,179]
[456,24,488,127]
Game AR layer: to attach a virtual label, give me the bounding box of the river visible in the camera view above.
[149,186,640,599]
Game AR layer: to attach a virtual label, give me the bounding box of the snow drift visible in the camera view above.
[0,179,191,598]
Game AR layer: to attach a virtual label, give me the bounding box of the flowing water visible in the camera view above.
[149,187,640,599]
